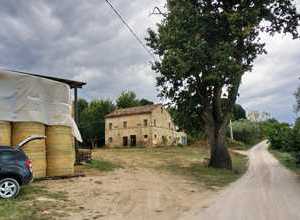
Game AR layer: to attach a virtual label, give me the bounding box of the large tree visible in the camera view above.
[147,0,299,169]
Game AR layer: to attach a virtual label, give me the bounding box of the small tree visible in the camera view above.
[140,98,154,106]
[147,0,299,169]
[80,100,115,148]
[116,91,141,109]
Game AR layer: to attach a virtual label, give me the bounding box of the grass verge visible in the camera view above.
[94,145,249,188]
[0,185,70,220]
[165,152,248,188]
[270,150,300,174]
[86,159,123,172]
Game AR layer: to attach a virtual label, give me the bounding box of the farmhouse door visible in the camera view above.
[130,135,136,147]
[123,136,128,146]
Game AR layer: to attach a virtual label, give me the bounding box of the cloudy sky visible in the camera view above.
[0,0,299,123]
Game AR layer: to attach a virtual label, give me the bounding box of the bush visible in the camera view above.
[230,120,262,145]
[266,123,293,151]
[259,118,279,138]
[187,132,206,145]
[266,118,300,168]
[293,118,300,152]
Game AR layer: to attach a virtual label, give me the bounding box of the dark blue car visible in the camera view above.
[0,136,45,199]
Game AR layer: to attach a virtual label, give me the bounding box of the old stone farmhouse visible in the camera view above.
[105,104,187,147]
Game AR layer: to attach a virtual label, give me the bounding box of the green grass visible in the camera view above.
[0,185,69,220]
[95,145,249,188]
[270,150,300,174]
[87,159,123,172]
[227,139,257,150]
[165,152,248,188]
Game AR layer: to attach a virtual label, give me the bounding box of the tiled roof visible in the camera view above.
[105,104,161,118]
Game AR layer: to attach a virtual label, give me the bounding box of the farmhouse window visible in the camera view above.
[144,119,148,127]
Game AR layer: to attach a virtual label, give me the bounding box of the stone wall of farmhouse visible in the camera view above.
[105,113,153,147]
[105,106,178,147]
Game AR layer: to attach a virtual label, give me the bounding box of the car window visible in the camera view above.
[0,151,16,161]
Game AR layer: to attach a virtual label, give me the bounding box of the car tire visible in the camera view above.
[0,178,20,199]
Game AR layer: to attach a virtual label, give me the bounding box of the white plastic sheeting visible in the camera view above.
[0,70,82,142]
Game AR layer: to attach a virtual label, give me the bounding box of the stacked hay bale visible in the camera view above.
[12,122,46,178]
[46,126,75,177]
[0,121,11,146]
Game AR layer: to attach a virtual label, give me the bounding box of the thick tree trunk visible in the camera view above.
[206,123,232,169]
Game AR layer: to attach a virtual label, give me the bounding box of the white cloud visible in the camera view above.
[239,32,300,122]
[0,0,298,123]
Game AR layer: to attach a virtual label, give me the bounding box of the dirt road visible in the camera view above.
[184,141,300,220]
[41,168,215,220]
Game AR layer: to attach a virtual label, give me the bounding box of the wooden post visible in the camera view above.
[74,87,79,163]
[230,120,234,140]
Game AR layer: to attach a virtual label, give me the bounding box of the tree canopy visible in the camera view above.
[116,91,141,109]
[79,99,115,148]
[116,91,154,108]
[147,0,299,169]
[232,104,246,121]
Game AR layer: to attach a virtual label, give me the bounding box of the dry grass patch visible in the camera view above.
[0,184,73,220]
[93,145,248,188]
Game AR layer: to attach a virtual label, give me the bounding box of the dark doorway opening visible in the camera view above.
[130,135,136,147]
[123,136,128,147]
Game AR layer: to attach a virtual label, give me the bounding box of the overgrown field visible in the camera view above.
[93,144,248,188]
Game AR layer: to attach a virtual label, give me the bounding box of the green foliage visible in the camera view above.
[116,91,141,109]
[168,106,205,138]
[146,1,299,124]
[270,150,300,173]
[230,120,262,145]
[259,118,280,137]
[291,118,300,152]
[266,118,300,167]
[116,91,154,109]
[232,104,246,121]
[267,122,293,151]
[140,98,154,106]
[227,139,250,150]
[87,159,122,172]
[146,0,299,168]
[78,98,88,114]
[79,99,115,147]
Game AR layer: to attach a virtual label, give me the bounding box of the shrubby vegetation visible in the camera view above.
[266,118,300,165]
[230,119,262,145]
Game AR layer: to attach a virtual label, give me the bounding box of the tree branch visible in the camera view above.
[150,7,167,17]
